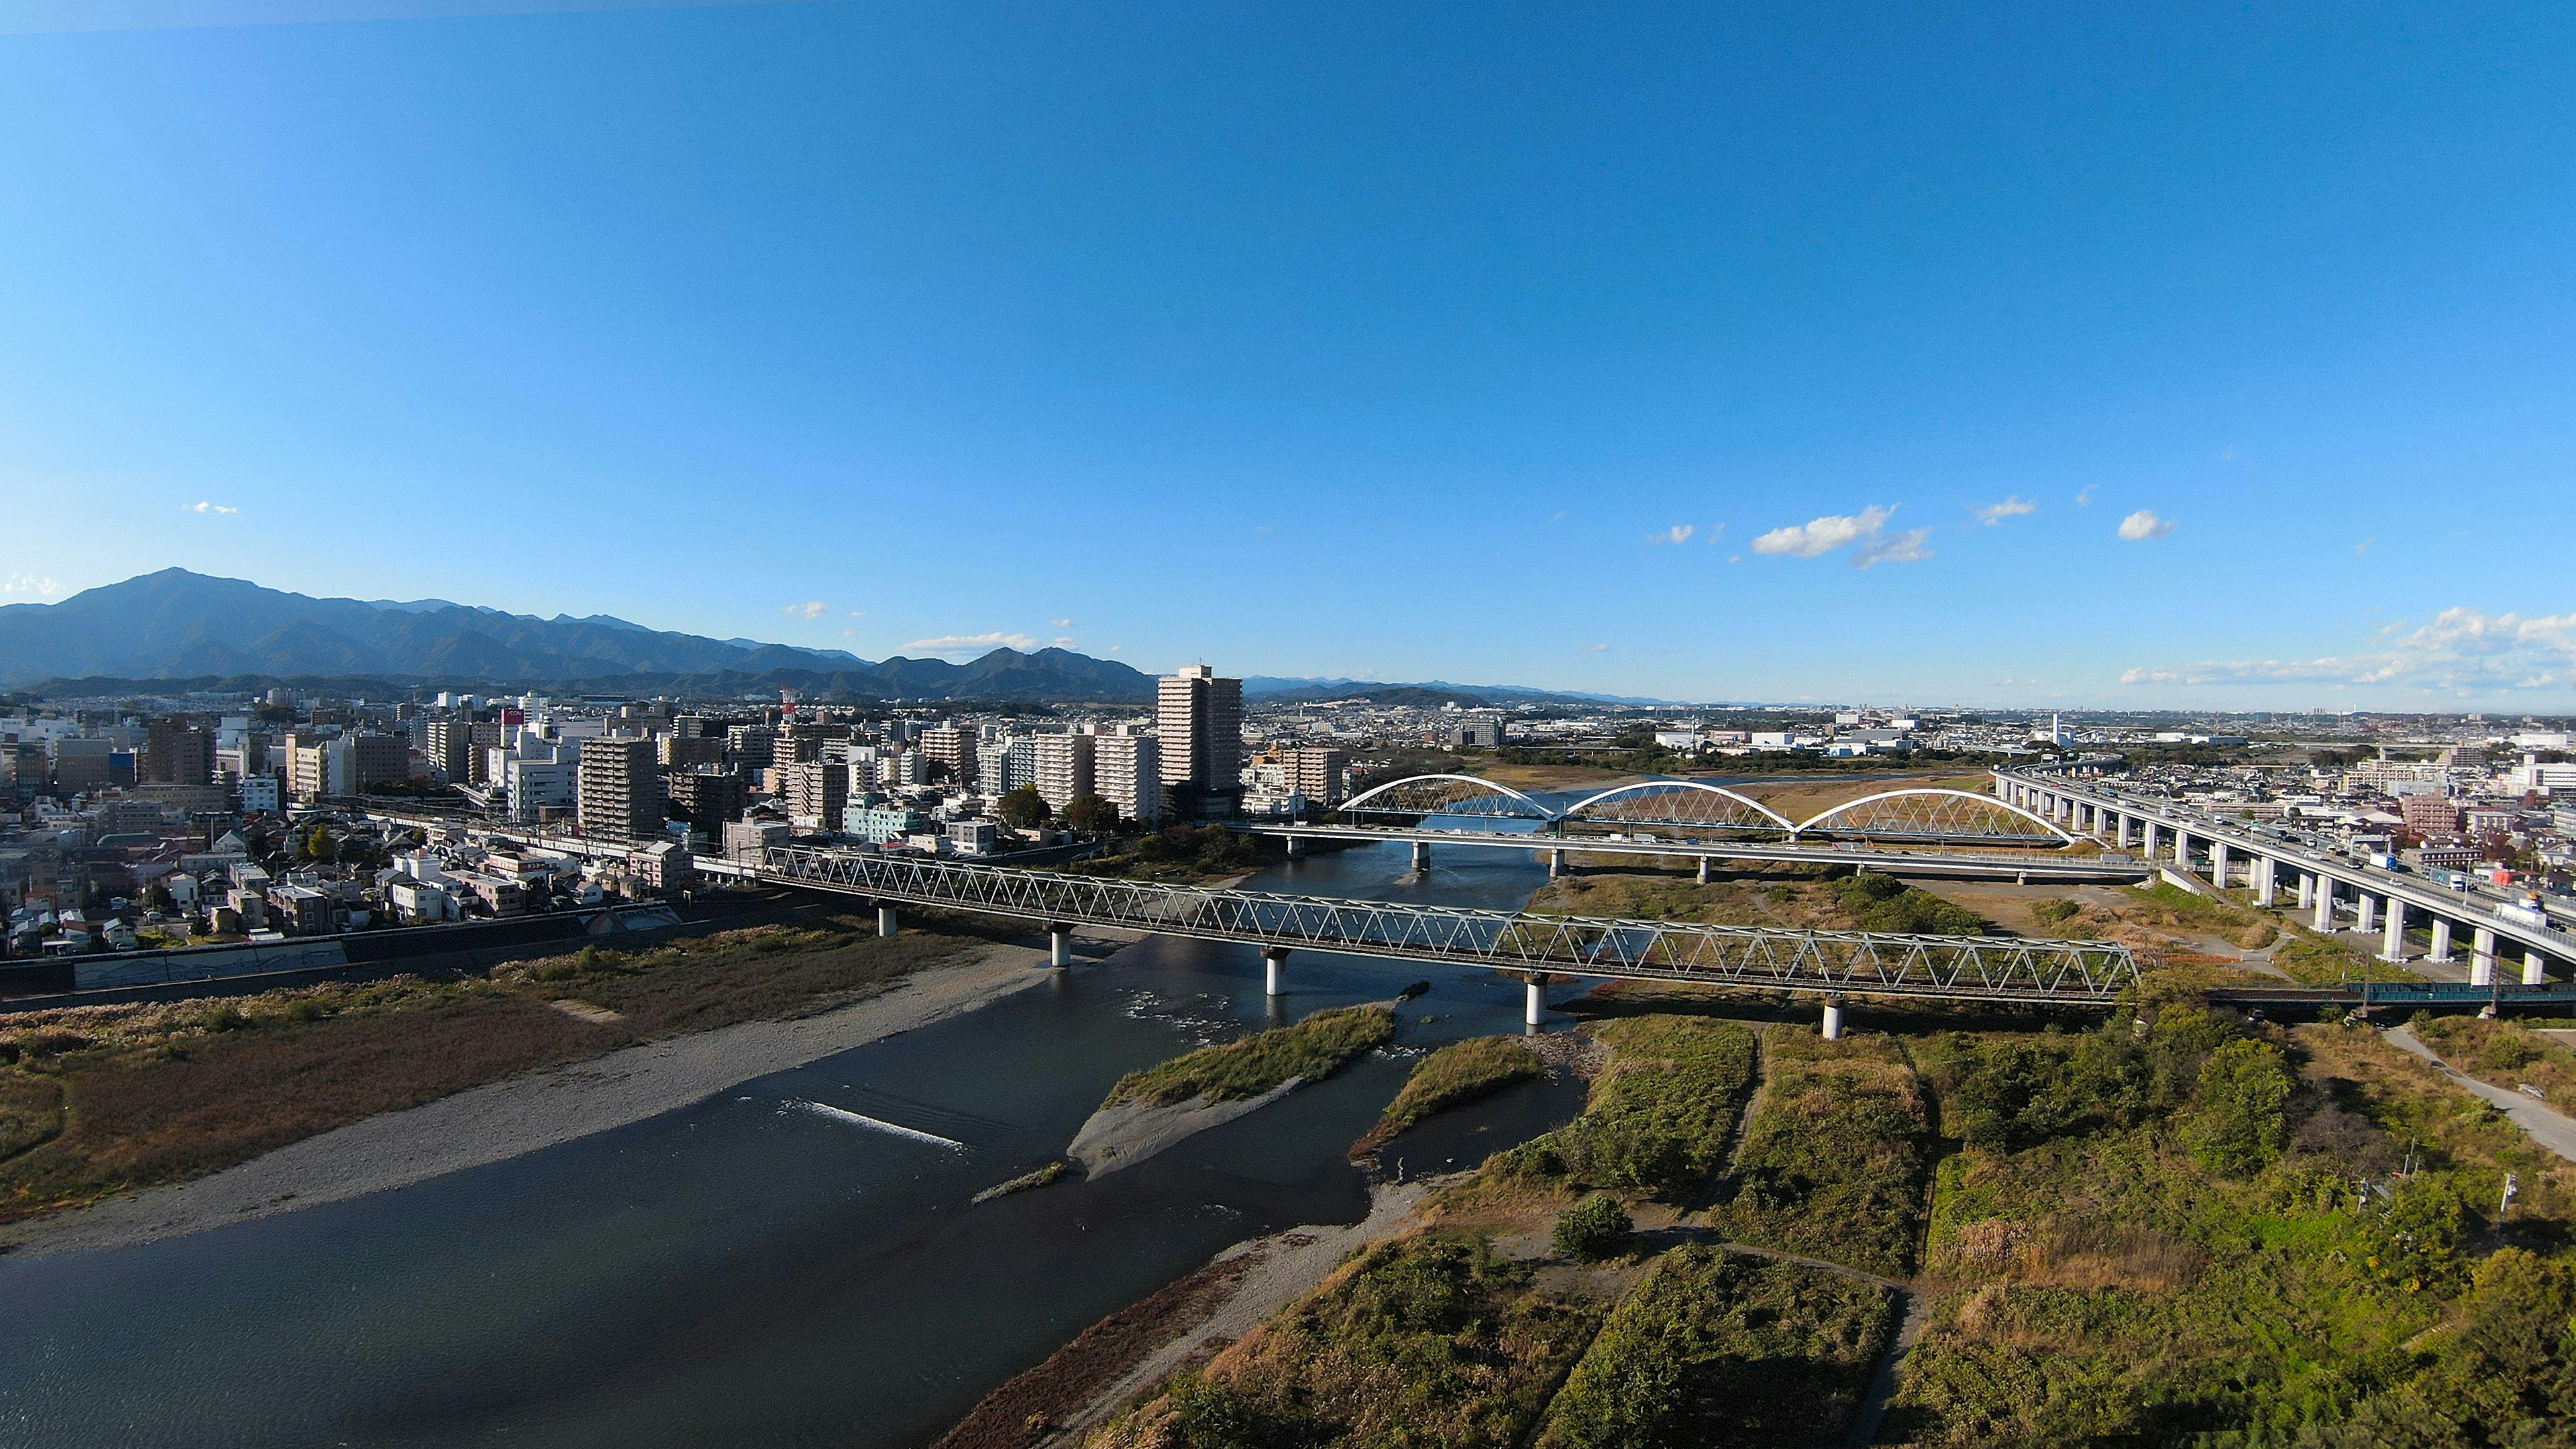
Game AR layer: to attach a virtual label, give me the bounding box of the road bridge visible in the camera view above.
[755,843,2140,1026]
[1997,767,2576,989]
[1244,822,2147,883]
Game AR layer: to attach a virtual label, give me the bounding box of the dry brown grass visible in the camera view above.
[2293,1021,2576,1225]
[2413,1016,2576,1117]
[0,915,984,1224]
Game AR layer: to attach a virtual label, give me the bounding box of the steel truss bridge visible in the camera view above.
[759,844,2141,1006]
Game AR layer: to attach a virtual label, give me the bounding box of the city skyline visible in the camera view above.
[3,5,2571,708]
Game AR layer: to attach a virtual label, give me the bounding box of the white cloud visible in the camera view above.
[1648,523,1694,545]
[1581,643,1609,653]
[1049,618,1072,627]
[1973,496,2036,526]
[2120,607,2576,696]
[1052,636,1075,649]
[2116,509,2173,541]
[2074,485,2096,507]
[1749,505,1931,568]
[847,609,867,618]
[780,600,826,619]
[900,631,1040,656]
[184,501,238,516]
[2,574,62,596]
[2354,539,2373,556]
[1851,528,1933,568]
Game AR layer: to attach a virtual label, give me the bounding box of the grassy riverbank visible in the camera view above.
[1353,1036,1546,1155]
[0,914,977,1224]
[1103,1005,1395,1110]
[1067,984,2576,1449]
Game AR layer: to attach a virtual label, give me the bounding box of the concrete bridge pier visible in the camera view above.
[2312,879,2334,933]
[2356,894,2379,935]
[2255,861,2276,908]
[1263,947,1291,996]
[1696,856,1711,886]
[2116,814,2135,849]
[2526,949,2550,987]
[2428,917,2454,963]
[2210,841,2232,889]
[1524,973,1549,1028]
[2471,926,2498,987]
[2379,899,2407,963]
[1049,925,1074,968]
[1409,841,1431,873]
[2142,822,2161,860]
[2297,873,2314,909]
[1822,994,1847,1040]
[1283,835,1307,859]
[1547,849,1566,879]
[877,904,900,938]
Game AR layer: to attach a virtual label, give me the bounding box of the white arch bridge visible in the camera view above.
[759,844,2140,1010]
[1238,774,2132,882]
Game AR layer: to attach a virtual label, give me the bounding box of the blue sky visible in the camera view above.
[2,2,2571,710]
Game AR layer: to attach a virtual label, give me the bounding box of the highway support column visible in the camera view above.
[2526,949,2550,988]
[2211,841,2232,890]
[1263,947,1290,997]
[2380,898,2407,963]
[2471,927,2498,987]
[2313,879,2334,933]
[2428,916,2454,964]
[2357,894,2379,935]
[2255,860,2276,908]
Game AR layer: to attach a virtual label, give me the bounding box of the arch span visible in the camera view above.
[1336,773,1554,821]
[1559,780,1795,835]
[1792,788,2075,844]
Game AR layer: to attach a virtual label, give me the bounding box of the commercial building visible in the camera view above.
[577,736,664,845]
[142,720,212,786]
[1092,730,1163,822]
[350,733,410,792]
[1157,664,1243,818]
[1032,733,1094,813]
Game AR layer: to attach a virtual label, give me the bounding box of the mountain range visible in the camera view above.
[0,571,1156,702]
[0,570,1673,708]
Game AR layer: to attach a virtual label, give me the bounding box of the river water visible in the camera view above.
[0,837,1587,1449]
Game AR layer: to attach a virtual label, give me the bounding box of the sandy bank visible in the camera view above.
[5,941,1054,1256]
[1067,1076,1303,1176]
[1039,1179,1440,1444]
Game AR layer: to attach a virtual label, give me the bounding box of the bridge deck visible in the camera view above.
[760,845,2139,1006]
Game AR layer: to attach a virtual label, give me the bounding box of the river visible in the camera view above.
[0,836,1587,1449]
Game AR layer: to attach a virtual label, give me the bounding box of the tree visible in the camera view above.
[996,786,1051,830]
[302,825,337,863]
[2187,1037,2291,1177]
[1552,1194,1633,1261]
[1062,794,1119,833]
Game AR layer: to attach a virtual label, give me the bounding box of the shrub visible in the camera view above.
[1104,1006,1395,1108]
[1554,1018,1758,1201]
[1552,1195,1631,1260]
[2186,1037,2292,1177]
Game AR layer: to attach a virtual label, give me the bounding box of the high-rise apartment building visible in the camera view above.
[659,735,726,770]
[776,759,848,830]
[423,718,476,784]
[666,767,747,835]
[1157,664,1243,818]
[350,733,411,792]
[1032,733,1095,812]
[2400,792,2461,837]
[1284,747,1350,807]
[727,724,777,771]
[142,720,212,786]
[577,736,664,845]
[921,726,978,787]
[1092,730,1162,823]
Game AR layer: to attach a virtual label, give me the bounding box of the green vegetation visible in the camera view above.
[1713,1028,1930,1278]
[1354,1036,1544,1154]
[2271,926,2411,985]
[1061,794,1119,833]
[1104,1005,1395,1109]
[1833,871,1986,934]
[1073,822,1279,883]
[1550,1195,1631,1261]
[1505,1016,1757,1201]
[2414,1014,2576,1116]
[1885,1011,2573,1445]
[1087,1234,1599,1449]
[996,784,1050,830]
[0,915,970,1226]
[971,1160,1071,1204]
[1536,1246,1896,1449]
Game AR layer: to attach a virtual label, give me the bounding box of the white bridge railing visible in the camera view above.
[759,845,2139,1004]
